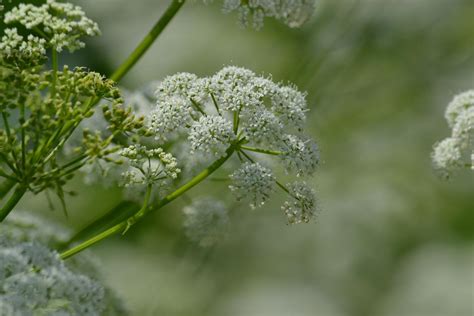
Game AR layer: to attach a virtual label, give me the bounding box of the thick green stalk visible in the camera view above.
[0,179,16,200]
[0,185,26,222]
[60,144,237,259]
[110,0,186,82]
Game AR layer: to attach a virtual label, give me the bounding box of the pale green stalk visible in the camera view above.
[0,185,26,222]
[110,0,186,82]
[0,179,16,200]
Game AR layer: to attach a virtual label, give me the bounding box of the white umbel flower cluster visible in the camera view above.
[282,181,318,224]
[188,115,236,158]
[121,144,181,187]
[0,27,46,60]
[205,0,316,29]
[229,162,275,209]
[0,211,128,315]
[0,210,70,246]
[0,239,105,315]
[432,90,474,178]
[280,134,320,177]
[183,198,230,247]
[150,66,320,223]
[4,0,100,52]
[151,67,318,165]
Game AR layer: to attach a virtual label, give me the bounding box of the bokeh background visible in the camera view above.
[7,0,474,315]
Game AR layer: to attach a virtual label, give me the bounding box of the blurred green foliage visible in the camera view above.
[12,0,474,315]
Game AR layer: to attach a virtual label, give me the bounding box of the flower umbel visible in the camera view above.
[120,144,181,187]
[207,0,317,29]
[432,90,474,178]
[4,0,100,52]
[183,198,230,247]
[150,66,320,222]
[229,162,275,209]
[0,239,106,315]
[282,181,318,224]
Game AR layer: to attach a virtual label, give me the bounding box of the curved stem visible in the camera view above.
[110,0,186,82]
[60,143,237,259]
[240,145,283,156]
[0,185,26,222]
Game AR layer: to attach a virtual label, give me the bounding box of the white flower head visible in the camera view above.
[1,213,128,315]
[241,107,283,144]
[188,115,235,158]
[452,106,474,147]
[183,198,230,247]
[0,210,70,245]
[432,137,462,178]
[0,28,46,60]
[210,66,259,111]
[0,239,106,315]
[220,0,317,29]
[280,134,320,177]
[120,144,181,187]
[4,0,100,52]
[149,67,313,153]
[147,67,319,196]
[271,84,308,130]
[445,90,474,128]
[150,96,195,141]
[432,90,473,178]
[156,72,208,104]
[282,181,318,224]
[229,162,275,209]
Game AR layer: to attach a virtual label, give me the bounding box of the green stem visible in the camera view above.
[61,184,152,260]
[51,49,58,96]
[60,143,238,259]
[210,93,221,115]
[1,112,20,174]
[0,153,18,176]
[233,111,240,134]
[190,99,207,116]
[240,145,283,156]
[60,200,140,250]
[121,184,153,234]
[109,0,186,82]
[275,180,291,195]
[0,178,16,200]
[0,185,26,222]
[20,104,26,171]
